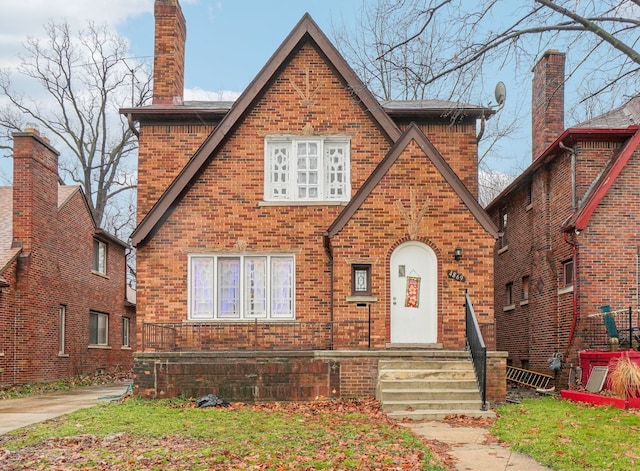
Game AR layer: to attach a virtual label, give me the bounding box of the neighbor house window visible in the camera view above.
[122,317,130,347]
[265,136,351,202]
[499,208,508,249]
[351,264,372,296]
[58,305,66,355]
[521,276,530,301]
[89,311,109,346]
[563,259,574,287]
[505,282,513,306]
[189,254,295,320]
[93,239,107,274]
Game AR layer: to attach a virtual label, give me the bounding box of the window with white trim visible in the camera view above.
[189,254,295,320]
[122,317,130,347]
[89,311,109,346]
[93,239,107,274]
[58,305,66,355]
[265,136,350,202]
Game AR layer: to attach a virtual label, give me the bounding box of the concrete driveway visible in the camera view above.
[0,382,131,435]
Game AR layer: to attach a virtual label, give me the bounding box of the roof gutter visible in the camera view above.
[323,233,335,350]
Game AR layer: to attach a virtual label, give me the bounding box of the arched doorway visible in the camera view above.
[389,241,438,344]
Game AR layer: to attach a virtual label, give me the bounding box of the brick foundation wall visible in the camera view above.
[134,351,507,405]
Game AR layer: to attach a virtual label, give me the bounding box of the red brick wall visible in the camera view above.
[0,258,17,384]
[0,131,133,386]
[397,121,480,198]
[136,42,389,342]
[491,141,639,380]
[135,41,494,350]
[137,123,216,219]
[532,50,565,160]
[134,351,507,404]
[331,139,495,350]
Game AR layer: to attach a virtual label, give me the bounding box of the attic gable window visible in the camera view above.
[265,136,351,202]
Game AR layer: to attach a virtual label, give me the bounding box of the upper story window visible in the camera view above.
[264,136,351,202]
[521,276,530,301]
[498,208,508,249]
[93,239,107,275]
[563,259,574,287]
[189,254,295,320]
[505,282,513,306]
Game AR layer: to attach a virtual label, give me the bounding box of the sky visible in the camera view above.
[0,0,528,185]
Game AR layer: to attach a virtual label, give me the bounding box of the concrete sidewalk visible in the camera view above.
[0,382,131,435]
[402,420,552,471]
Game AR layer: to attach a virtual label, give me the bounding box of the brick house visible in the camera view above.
[123,0,506,407]
[486,50,640,380]
[0,129,135,386]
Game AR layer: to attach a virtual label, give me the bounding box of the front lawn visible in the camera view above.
[0,397,446,470]
[492,396,640,470]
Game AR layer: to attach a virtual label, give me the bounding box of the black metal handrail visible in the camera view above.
[465,292,487,411]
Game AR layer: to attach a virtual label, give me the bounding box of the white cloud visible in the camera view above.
[184,87,240,102]
[0,0,153,69]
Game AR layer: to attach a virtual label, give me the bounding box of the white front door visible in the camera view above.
[390,241,438,344]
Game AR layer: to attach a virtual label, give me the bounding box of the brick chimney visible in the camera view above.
[531,50,565,160]
[12,128,60,253]
[153,0,187,105]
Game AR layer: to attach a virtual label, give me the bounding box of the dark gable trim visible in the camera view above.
[131,13,401,247]
[564,126,640,231]
[326,123,499,239]
[486,127,638,214]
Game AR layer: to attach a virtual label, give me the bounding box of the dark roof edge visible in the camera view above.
[131,13,401,247]
[485,126,639,213]
[563,127,640,231]
[326,123,499,239]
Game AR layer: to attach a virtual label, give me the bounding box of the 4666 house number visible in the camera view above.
[448,270,466,282]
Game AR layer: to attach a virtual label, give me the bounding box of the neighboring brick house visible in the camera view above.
[487,50,640,379]
[0,129,135,386]
[123,0,504,402]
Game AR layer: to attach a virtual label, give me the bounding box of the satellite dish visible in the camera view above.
[494,81,507,106]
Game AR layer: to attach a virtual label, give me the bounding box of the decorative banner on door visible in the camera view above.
[405,276,421,308]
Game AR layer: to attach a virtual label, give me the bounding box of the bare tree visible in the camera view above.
[0,21,151,233]
[336,0,640,122]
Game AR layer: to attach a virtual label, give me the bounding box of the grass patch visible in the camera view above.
[0,397,446,470]
[492,396,640,470]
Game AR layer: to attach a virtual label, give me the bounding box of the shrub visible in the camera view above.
[609,354,640,399]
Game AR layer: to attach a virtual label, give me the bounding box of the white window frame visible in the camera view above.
[122,317,130,347]
[58,305,66,355]
[89,311,109,346]
[264,136,351,202]
[188,254,295,321]
[93,239,107,275]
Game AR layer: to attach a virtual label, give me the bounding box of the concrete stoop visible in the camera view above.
[377,356,495,421]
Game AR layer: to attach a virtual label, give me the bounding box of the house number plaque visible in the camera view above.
[447,270,466,282]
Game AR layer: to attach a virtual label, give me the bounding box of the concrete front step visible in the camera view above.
[382,398,484,412]
[379,388,481,402]
[379,360,473,370]
[378,378,479,390]
[379,369,476,381]
[386,408,496,421]
[377,357,489,421]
